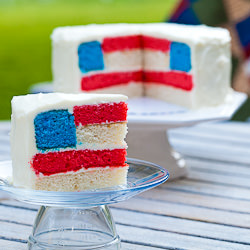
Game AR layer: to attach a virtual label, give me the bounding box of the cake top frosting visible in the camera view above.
[51,23,230,45]
[11,93,128,117]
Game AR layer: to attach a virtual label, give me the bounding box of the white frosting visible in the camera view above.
[52,23,141,44]
[192,39,232,108]
[12,92,127,116]
[141,23,230,45]
[52,23,229,44]
[52,23,231,108]
[11,92,128,188]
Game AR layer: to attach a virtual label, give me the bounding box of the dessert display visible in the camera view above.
[10,93,128,191]
[3,21,246,250]
[52,23,232,109]
[10,23,235,190]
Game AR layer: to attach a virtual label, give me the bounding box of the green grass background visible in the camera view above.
[0,0,249,121]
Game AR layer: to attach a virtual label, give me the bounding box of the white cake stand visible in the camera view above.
[127,91,247,180]
[0,158,169,250]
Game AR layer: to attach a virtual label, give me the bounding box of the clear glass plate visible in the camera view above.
[0,158,169,207]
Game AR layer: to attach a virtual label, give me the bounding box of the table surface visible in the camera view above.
[1,121,250,250]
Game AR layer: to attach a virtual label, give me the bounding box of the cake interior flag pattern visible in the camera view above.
[52,24,231,108]
[32,102,127,176]
[78,35,193,92]
[11,93,128,191]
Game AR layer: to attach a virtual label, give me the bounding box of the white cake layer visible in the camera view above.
[143,50,170,71]
[34,166,128,192]
[81,82,144,98]
[76,123,127,150]
[104,50,142,72]
[52,23,231,108]
[11,93,128,189]
[35,166,128,191]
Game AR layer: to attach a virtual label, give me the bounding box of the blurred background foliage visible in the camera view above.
[0,0,176,120]
[0,0,249,120]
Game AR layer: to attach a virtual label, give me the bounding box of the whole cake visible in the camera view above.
[52,23,232,109]
[10,93,128,191]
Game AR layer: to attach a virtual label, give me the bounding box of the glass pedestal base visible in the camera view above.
[28,205,120,250]
[0,158,169,249]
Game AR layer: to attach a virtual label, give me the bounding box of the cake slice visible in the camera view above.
[10,93,128,191]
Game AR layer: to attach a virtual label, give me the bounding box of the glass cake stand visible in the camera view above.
[0,158,169,250]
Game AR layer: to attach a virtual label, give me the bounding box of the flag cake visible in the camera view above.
[10,93,128,191]
[52,23,232,109]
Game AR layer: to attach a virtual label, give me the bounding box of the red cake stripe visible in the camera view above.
[74,102,127,126]
[144,71,193,91]
[81,70,192,91]
[102,35,141,52]
[81,70,143,91]
[32,148,127,176]
[102,35,171,53]
[142,36,171,52]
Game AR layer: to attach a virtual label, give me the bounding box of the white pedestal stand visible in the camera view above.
[127,124,187,180]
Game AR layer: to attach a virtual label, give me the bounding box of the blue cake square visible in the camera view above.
[78,41,104,73]
[34,109,76,150]
[170,42,191,72]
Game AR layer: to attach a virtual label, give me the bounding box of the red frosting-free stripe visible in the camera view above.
[142,35,171,52]
[32,149,127,176]
[144,71,193,91]
[81,71,143,91]
[102,35,142,52]
[74,102,127,126]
